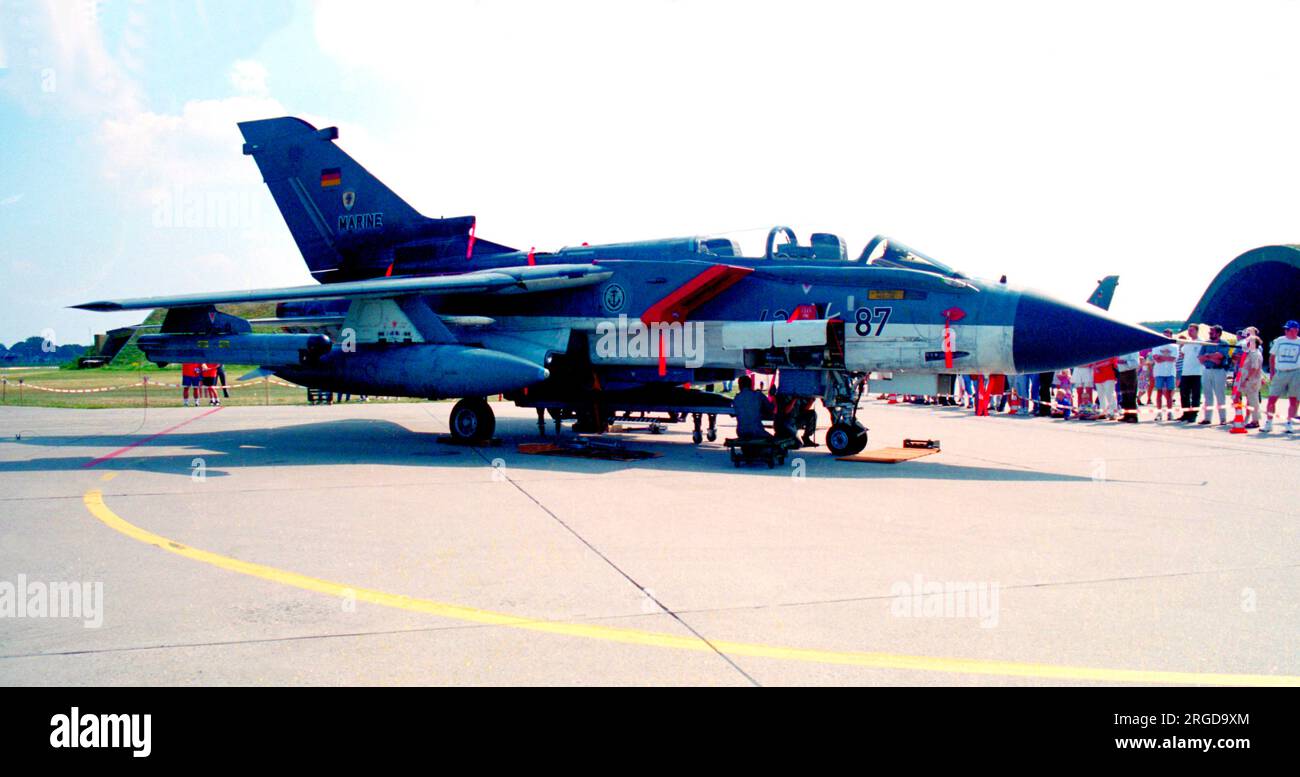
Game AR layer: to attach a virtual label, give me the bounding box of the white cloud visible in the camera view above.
[94,96,382,235]
[95,93,292,250]
[0,4,318,343]
[229,59,269,97]
[100,95,286,190]
[0,0,144,117]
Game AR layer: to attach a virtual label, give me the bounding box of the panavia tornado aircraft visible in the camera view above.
[75,117,1168,456]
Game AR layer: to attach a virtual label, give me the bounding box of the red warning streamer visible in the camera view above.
[942,307,966,370]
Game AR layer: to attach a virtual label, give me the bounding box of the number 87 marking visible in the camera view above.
[854,306,892,337]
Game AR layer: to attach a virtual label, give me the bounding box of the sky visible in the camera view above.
[3,0,1300,346]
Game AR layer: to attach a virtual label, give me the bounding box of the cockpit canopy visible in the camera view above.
[760,226,848,260]
[860,235,965,278]
[701,237,741,257]
[566,228,964,278]
[749,227,962,276]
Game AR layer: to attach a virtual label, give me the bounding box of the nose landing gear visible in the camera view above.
[823,371,868,456]
[825,421,868,457]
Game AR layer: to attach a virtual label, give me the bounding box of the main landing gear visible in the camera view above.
[690,412,719,444]
[449,397,496,443]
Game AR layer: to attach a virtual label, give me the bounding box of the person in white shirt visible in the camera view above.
[1178,326,1204,423]
[1149,330,1178,421]
[1263,319,1300,434]
[1237,330,1265,428]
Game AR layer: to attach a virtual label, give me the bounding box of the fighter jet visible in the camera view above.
[74,117,1168,456]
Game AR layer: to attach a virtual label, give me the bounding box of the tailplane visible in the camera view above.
[1087,275,1119,310]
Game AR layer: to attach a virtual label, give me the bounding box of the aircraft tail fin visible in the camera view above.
[1087,275,1119,310]
[239,117,508,281]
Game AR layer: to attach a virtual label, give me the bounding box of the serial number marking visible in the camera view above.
[854,306,891,337]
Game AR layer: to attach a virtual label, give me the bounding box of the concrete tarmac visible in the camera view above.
[1,399,1296,686]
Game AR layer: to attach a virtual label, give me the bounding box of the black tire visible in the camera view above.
[827,423,868,456]
[846,425,868,456]
[449,397,495,443]
[826,423,856,456]
[706,429,717,442]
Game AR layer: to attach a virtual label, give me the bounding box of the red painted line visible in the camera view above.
[640,264,752,325]
[82,407,224,468]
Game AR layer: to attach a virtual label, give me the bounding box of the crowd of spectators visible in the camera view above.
[908,320,1300,433]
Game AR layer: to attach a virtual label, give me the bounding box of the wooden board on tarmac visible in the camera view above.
[836,447,940,463]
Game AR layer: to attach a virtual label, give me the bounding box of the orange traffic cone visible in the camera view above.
[1229,391,1247,435]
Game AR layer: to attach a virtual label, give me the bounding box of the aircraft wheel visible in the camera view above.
[847,425,869,455]
[449,397,495,443]
[706,428,717,442]
[827,423,867,457]
[692,429,703,444]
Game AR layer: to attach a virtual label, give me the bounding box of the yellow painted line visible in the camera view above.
[99,472,118,482]
[83,488,1300,686]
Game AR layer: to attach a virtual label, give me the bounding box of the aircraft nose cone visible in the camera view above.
[1012,290,1170,373]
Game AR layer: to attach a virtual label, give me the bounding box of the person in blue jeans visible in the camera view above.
[1014,373,1038,415]
[959,374,977,408]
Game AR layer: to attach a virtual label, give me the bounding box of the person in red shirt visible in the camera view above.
[200,363,221,406]
[181,363,202,406]
[1092,357,1119,420]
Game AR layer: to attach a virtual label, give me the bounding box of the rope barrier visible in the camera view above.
[1,376,304,394]
[0,376,414,403]
[877,390,1247,418]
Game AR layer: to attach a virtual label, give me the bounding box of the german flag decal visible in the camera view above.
[320,168,341,188]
